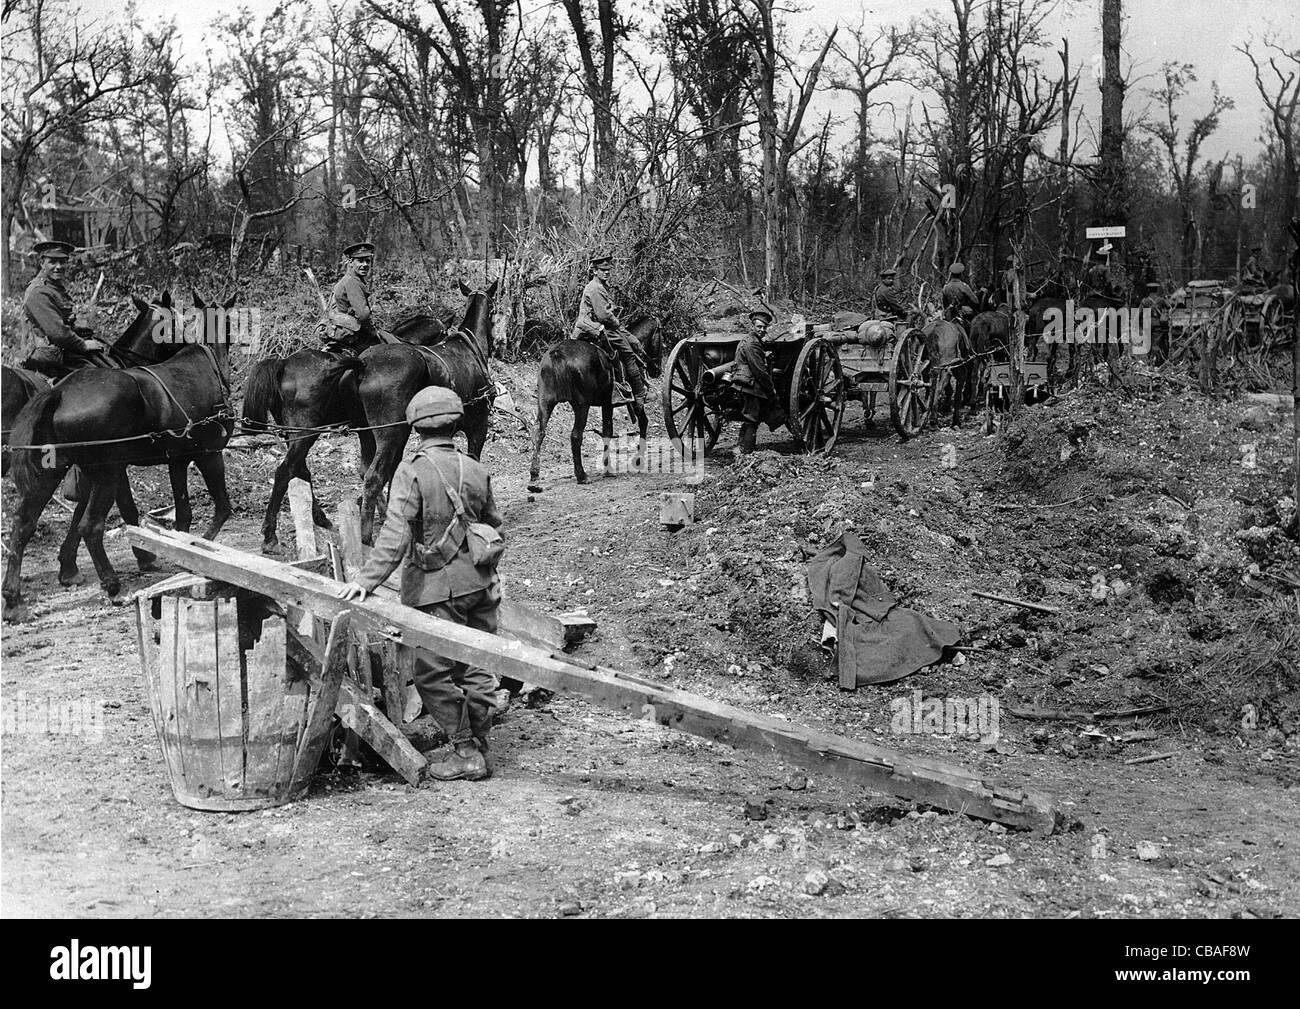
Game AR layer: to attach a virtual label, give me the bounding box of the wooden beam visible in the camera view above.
[126,526,1059,833]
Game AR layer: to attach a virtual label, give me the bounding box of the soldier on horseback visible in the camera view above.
[324,242,381,354]
[1242,244,1267,290]
[572,252,646,407]
[22,241,109,380]
[941,262,979,325]
[732,309,786,455]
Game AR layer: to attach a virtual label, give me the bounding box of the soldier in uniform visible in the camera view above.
[873,268,910,321]
[22,241,107,378]
[732,309,786,455]
[1242,245,1266,289]
[338,387,504,782]
[1085,242,1113,297]
[1001,254,1022,310]
[571,252,646,406]
[941,263,979,323]
[325,242,380,354]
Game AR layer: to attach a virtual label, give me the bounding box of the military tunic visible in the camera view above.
[356,435,504,747]
[572,276,646,397]
[941,279,979,318]
[873,284,910,319]
[23,276,96,370]
[327,272,377,350]
[732,332,784,426]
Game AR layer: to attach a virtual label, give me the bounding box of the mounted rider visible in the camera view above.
[1242,244,1267,290]
[571,251,646,407]
[873,267,911,322]
[941,262,979,325]
[324,242,384,354]
[732,308,787,456]
[21,241,109,380]
[338,387,505,782]
[1085,242,1114,298]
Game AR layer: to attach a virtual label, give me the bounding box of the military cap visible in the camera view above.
[878,267,898,279]
[34,240,75,260]
[748,308,774,325]
[948,262,966,276]
[1250,244,1262,252]
[406,386,464,430]
[591,251,614,267]
[343,242,375,259]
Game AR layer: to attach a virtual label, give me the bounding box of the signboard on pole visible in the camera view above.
[1086,226,1127,239]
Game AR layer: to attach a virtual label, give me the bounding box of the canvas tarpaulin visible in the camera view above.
[805,532,961,688]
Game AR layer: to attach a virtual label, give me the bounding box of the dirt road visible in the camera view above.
[2,370,1297,918]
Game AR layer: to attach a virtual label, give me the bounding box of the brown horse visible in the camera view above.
[528,317,663,491]
[4,291,235,608]
[352,279,497,542]
[2,365,48,476]
[920,316,974,427]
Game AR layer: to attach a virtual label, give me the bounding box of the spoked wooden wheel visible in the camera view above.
[889,328,936,439]
[1260,296,1289,351]
[788,337,845,453]
[661,338,723,453]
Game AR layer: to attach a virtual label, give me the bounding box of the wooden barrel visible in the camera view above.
[134,590,348,811]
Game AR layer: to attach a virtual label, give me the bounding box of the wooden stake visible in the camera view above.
[972,591,1061,615]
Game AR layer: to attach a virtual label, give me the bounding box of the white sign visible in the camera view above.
[1086,226,1127,239]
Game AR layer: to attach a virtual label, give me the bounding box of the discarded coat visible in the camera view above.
[805,532,961,687]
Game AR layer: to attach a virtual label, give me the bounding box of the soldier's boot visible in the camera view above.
[610,359,633,406]
[426,741,489,782]
[737,423,758,455]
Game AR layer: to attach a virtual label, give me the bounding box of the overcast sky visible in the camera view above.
[79,0,1297,168]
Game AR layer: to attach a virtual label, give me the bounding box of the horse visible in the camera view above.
[242,350,367,552]
[2,365,49,476]
[353,279,497,542]
[4,291,236,609]
[527,316,663,491]
[920,315,974,427]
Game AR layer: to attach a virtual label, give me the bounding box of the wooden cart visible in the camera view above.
[660,321,937,455]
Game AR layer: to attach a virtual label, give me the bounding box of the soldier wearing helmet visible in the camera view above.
[338,386,504,782]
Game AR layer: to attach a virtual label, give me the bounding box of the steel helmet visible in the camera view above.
[406,387,464,429]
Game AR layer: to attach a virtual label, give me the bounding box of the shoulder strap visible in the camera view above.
[416,450,470,550]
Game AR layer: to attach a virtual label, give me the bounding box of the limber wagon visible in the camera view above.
[661,318,939,455]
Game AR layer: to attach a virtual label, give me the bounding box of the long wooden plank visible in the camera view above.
[288,478,320,561]
[185,600,225,794]
[214,598,244,794]
[126,526,1059,832]
[337,679,426,785]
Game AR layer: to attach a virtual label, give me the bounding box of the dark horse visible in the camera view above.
[920,316,974,427]
[2,365,48,476]
[4,291,235,609]
[244,279,497,550]
[527,317,663,491]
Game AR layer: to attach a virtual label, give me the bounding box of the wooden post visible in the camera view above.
[125,526,1060,833]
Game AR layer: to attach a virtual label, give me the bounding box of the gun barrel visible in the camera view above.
[701,362,735,385]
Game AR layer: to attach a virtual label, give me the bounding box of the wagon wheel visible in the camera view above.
[661,338,723,453]
[787,338,845,454]
[1224,298,1248,355]
[889,328,936,439]
[1260,296,1288,351]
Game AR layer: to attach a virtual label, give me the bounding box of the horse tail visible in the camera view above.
[241,357,287,428]
[9,388,62,494]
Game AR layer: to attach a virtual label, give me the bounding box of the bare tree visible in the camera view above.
[560,0,631,179]
[1141,62,1234,280]
[1,0,146,288]
[734,0,836,301]
[1237,35,1300,258]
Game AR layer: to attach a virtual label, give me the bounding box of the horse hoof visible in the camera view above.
[58,570,85,587]
[575,475,589,485]
[103,580,121,598]
[527,484,543,494]
[261,539,281,556]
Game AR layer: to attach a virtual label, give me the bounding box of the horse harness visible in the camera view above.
[413,329,494,409]
[126,344,231,438]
